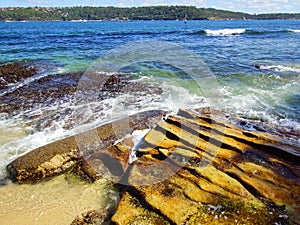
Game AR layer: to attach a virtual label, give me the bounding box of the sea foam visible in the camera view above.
[204,28,246,36]
[257,64,300,73]
[0,72,210,179]
[288,29,300,33]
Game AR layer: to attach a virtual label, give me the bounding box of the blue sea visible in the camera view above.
[0,20,299,177]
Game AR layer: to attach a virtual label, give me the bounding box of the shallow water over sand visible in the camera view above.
[0,174,117,225]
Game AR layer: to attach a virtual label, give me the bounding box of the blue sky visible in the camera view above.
[0,0,299,14]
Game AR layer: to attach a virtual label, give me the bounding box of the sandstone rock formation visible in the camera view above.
[6,109,300,224]
[110,110,300,224]
[7,110,165,183]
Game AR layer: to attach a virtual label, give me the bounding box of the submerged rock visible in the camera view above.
[0,63,37,89]
[71,209,111,225]
[0,70,163,123]
[6,109,300,224]
[0,71,82,114]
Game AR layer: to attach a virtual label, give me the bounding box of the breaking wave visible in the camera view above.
[204,28,246,36]
[288,29,300,33]
[255,64,300,73]
[192,29,300,36]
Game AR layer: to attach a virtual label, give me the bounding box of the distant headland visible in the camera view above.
[0,6,300,21]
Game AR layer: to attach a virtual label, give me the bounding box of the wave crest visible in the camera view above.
[255,64,300,73]
[288,29,300,33]
[204,28,246,36]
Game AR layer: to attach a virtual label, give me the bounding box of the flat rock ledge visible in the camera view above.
[7,109,300,225]
[7,110,164,183]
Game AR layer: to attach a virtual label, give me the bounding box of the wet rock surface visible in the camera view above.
[6,109,300,224]
[71,209,113,225]
[0,68,161,114]
[0,63,37,89]
[0,71,135,114]
[0,71,81,114]
[6,110,165,183]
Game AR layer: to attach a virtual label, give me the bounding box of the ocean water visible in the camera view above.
[0,20,299,179]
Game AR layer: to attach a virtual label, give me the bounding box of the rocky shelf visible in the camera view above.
[0,63,37,89]
[6,109,300,225]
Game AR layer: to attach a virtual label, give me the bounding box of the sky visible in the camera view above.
[0,0,300,14]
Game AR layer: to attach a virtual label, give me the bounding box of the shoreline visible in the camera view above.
[1,6,300,21]
[1,18,300,22]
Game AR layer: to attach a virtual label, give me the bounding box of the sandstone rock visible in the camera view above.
[7,110,165,183]
[111,191,170,225]
[6,109,300,224]
[111,110,300,224]
[7,136,80,183]
[71,209,111,225]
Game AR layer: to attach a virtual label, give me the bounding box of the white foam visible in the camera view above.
[1,69,298,179]
[128,129,150,164]
[278,119,300,131]
[70,20,88,22]
[258,64,300,73]
[132,129,150,151]
[0,73,212,176]
[288,29,300,33]
[204,28,246,36]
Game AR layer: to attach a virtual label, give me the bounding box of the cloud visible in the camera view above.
[23,0,53,5]
[244,0,296,12]
[143,0,165,6]
[213,0,298,13]
[178,0,206,7]
[129,0,206,7]
[7,0,299,13]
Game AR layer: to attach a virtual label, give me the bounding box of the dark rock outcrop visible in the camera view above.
[0,63,37,89]
[0,70,162,116]
[0,71,82,114]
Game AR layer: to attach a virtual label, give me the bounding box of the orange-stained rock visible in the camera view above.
[111,191,170,225]
[6,109,300,224]
[111,110,300,225]
[7,110,165,183]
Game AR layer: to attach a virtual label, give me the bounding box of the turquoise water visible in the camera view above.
[0,20,299,178]
[1,20,299,72]
[1,20,299,120]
